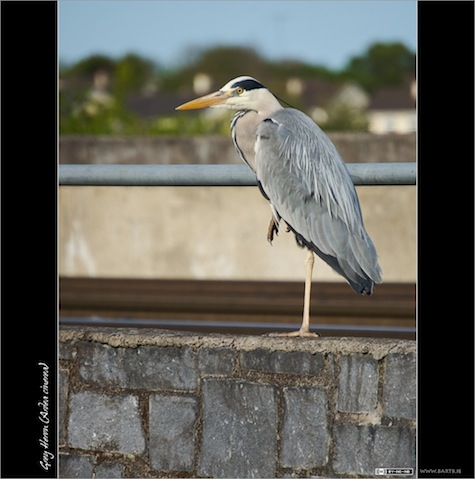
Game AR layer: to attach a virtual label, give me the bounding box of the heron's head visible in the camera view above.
[176,76,281,112]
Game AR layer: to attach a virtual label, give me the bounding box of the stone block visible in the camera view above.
[198,347,236,375]
[59,341,76,360]
[95,462,124,478]
[198,379,277,478]
[68,391,145,455]
[149,394,198,471]
[333,424,416,475]
[281,387,329,469]
[59,368,69,445]
[240,348,324,376]
[337,354,378,412]
[77,342,197,391]
[59,453,94,478]
[383,353,416,419]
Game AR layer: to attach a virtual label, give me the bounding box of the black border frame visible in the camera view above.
[1,2,58,477]
[417,1,474,477]
[1,1,474,477]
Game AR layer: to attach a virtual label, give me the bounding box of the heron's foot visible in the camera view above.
[267,329,320,338]
[267,218,279,244]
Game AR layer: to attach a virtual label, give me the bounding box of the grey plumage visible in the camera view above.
[254,108,382,294]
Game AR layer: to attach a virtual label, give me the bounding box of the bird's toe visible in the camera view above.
[267,217,279,244]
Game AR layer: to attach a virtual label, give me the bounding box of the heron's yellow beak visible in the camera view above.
[175,90,230,110]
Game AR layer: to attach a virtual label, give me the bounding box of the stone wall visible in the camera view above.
[59,327,416,478]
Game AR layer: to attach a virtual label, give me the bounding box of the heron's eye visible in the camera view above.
[236,87,244,95]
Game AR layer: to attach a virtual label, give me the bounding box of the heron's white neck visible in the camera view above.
[252,88,284,116]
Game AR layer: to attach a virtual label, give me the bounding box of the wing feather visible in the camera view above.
[255,109,382,293]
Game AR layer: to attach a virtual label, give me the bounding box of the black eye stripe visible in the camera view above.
[231,79,265,91]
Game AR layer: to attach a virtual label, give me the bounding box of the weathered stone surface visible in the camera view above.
[60,327,415,359]
[95,462,124,478]
[198,379,277,478]
[198,347,236,375]
[281,387,329,468]
[149,395,198,471]
[59,368,69,445]
[59,455,124,478]
[333,424,416,475]
[383,353,416,419]
[60,329,417,479]
[60,134,416,166]
[240,348,325,375]
[59,136,239,165]
[68,391,145,454]
[59,453,94,478]
[77,342,197,391]
[59,341,76,360]
[337,354,378,412]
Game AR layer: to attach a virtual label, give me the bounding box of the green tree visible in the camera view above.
[343,42,415,92]
[61,54,116,81]
[59,89,145,135]
[60,53,158,135]
[114,53,157,96]
[321,103,369,132]
[161,46,269,92]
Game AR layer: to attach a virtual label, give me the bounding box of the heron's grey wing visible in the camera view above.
[255,109,382,293]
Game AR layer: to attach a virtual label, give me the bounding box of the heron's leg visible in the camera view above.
[268,249,319,338]
[301,249,315,333]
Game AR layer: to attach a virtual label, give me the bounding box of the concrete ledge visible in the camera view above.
[59,133,416,165]
[59,327,416,478]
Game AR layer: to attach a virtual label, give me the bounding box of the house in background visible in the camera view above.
[290,76,416,135]
[61,66,416,135]
[367,79,416,134]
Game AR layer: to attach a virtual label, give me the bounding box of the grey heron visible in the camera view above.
[176,76,382,337]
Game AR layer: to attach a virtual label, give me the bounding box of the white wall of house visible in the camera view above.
[368,109,416,135]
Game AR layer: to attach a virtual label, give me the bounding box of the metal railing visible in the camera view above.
[59,162,416,187]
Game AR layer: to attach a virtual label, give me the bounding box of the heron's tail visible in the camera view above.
[312,246,378,295]
[292,229,382,295]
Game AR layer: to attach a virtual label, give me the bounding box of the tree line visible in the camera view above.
[60,42,415,135]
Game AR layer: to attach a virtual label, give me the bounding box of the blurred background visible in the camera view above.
[59,1,416,135]
[59,1,416,337]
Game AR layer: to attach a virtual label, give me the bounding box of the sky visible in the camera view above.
[59,1,416,71]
